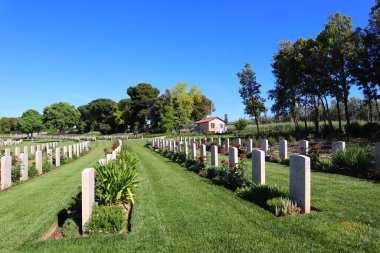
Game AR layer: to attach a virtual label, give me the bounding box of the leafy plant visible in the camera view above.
[331,145,374,175]
[11,166,20,182]
[267,197,301,216]
[42,157,54,173]
[28,166,38,177]
[95,148,139,205]
[60,218,79,238]
[84,204,126,235]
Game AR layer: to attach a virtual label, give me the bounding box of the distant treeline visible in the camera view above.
[0,83,214,135]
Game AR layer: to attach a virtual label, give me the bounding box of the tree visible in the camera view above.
[127,83,160,131]
[191,94,215,121]
[317,12,355,129]
[87,98,117,134]
[235,118,249,131]
[43,102,80,138]
[349,1,380,122]
[170,83,195,133]
[17,109,43,139]
[0,118,17,133]
[270,41,303,132]
[237,63,266,137]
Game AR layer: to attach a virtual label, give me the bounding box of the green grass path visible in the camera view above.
[0,140,109,252]
[24,139,380,253]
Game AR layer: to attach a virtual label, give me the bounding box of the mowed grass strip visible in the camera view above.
[24,139,380,253]
[0,140,110,252]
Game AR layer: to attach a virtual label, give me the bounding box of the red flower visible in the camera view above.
[221,159,227,165]
[103,148,108,152]
[229,162,235,168]
[239,154,245,161]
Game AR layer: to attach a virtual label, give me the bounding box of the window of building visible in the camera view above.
[220,124,224,129]
[211,123,215,128]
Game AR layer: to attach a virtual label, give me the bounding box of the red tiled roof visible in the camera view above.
[195,117,224,124]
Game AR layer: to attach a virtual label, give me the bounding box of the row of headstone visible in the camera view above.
[152,137,380,172]
[85,140,123,230]
[98,139,123,166]
[0,141,91,191]
[9,134,96,141]
[0,139,23,147]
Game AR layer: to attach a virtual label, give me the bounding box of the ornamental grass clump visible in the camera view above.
[95,148,139,205]
[267,197,301,216]
[331,145,374,175]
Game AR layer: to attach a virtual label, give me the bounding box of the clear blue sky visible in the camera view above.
[0,0,375,121]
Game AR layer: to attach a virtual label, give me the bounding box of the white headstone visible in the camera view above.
[191,143,197,160]
[229,147,238,165]
[252,149,265,184]
[200,144,206,158]
[279,140,288,161]
[225,138,230,149]
[69,145,73,159]
[211,145,218,167]
[290,155,311,213]
[15,147,21,157]
[260,139,268,153]
[1,155,12,190]
[55,148,61,167]
[246,138,252,153]
[332,141,345,152]
[82,168,95,230]
[20,153,28,181]
[298,140,309,154]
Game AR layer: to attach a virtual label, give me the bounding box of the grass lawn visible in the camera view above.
[0,140,110,252]
[20,139,380,253]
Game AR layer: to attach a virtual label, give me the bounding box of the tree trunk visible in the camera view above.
[336,97,342,133]
[343,91,351,128]
[253,111,260,138]
[304,96,308,138]
[368,98,373,123]
[323,95,333,128]
[312,97,320,138]
[319,97,328,127]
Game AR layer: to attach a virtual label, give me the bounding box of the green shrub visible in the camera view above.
[235,118,249,131]
[61,157,70,165]
[331,145,374,175]
[11,166,20,182]
[206,167,219,179]
[85,205,126,235]
[268,137,277,147]
[267,197,301,216]
[60,218,79,238]
[42,158,54,173]
[212,164,247,191]
[280,158,290,166]
[28,166,38,177]
[236,184,287,207]
[95,149,139,205]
